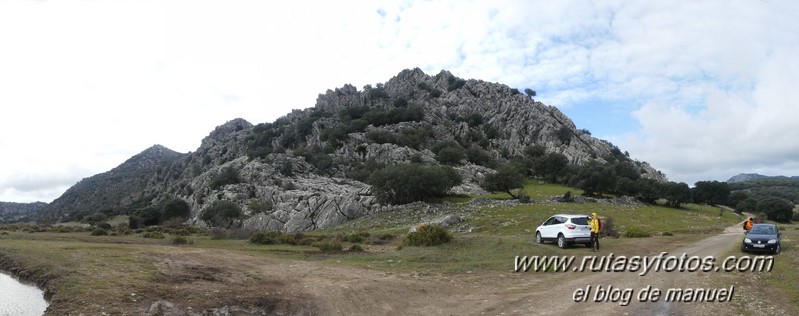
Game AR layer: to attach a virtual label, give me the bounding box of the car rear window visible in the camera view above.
[570,217,589,225]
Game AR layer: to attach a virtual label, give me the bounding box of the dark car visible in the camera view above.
[741,224,781,254]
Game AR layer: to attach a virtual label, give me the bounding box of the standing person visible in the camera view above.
[744,217,754,233]
[589,212,601,251]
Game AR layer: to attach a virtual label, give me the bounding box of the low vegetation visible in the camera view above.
[403,224,452,246]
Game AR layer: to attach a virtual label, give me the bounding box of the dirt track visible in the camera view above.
[138,222,760,315]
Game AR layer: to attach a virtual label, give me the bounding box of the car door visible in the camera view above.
[540,216,558,239]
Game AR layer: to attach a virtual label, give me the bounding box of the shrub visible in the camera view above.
[169,227,191,236]
[518,193,531,203]
[90,228,108,236]
[161,198,191,222]
[128,215,145,229]
[207,227,229,240]
[662,231,674,236]
[133,206,162,227]
[313,240,343,253]
[299,237,317,246]
[368,163,462,204]
[172,236,189,245]
[348,244,365,252]
[624,226,651,238]
[345,234,363,243]
[279,161,294,177]
[248,200,273,214]
[250,232,274,245]
[465,146,493,166]
[97,222,112,230]
[757,197,794,222]
[161,217,185,228]
[447,77,466,92]
[366,129,397,144]
[562,191,574,202]
[403,224,452,246]
[143,231,165,239]
[481,163,526,199]
[83,212,108,225]
[209,166,240,190]
[201,201,243,228]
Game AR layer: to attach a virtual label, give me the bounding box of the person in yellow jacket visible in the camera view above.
[589,212,601,251]
[744,217,753,234]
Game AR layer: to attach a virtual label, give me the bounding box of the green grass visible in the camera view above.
[766,221,799,309]
[464,201,739,236]
[477,181,585,200]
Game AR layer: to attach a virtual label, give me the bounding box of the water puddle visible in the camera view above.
[0,272,48,316]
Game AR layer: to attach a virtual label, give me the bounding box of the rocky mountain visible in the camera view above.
[0,201,48,223]
[727,173,799,183]
[41,68,666,231]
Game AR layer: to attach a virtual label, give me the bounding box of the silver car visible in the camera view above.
[535,214,592,248]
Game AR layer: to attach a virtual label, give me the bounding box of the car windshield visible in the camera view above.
[570,217,589,225]
[749,226,775,235]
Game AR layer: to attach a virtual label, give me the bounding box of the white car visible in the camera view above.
[535,214,592,248]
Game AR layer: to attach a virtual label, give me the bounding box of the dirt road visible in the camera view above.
[139,222,759,315]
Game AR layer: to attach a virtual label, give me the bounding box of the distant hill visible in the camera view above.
[45,144,185,221]
[727,173,799,183]
[38,68,667,231]
[0,201,48,223]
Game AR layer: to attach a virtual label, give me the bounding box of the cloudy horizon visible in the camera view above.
[2,0,798,203]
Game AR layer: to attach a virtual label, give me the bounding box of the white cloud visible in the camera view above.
[1,0,798,201]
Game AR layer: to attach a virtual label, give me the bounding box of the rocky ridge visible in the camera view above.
[42,68,666,231]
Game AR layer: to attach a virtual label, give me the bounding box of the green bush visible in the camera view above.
[90,228,108,236]
[662,232,674,236]
[624,226,651,238]
[368,163,462,204]
[436,146,465,165]
[209,166,240,190]
[346,232,369,244]
[466,146,493,166]
[161,198,191,222]
[313,240,343,253]
[143,231,165,239]
[172,236,189,245]
[200,201,243,228]
[403,224,452,246]
[248,200,273,214]
[757,197,794,222]
[299,237,317,246]
[481,163,526,199]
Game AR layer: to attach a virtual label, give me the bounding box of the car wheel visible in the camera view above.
[557,234,567,249]
[741,245,746,253]
[535,232,543,244]
[584,243,592,248]
[774,244,781,255]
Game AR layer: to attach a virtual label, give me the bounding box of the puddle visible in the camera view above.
[0,272,48,316]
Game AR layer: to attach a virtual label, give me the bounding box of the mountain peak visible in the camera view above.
[201,118,253,148]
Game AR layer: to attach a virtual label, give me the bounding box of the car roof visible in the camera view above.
[551,214,589,218]
[751,223,777,228]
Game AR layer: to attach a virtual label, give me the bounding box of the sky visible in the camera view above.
[1,0,798,203]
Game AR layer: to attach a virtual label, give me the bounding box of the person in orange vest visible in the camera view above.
[743,217,753,234]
